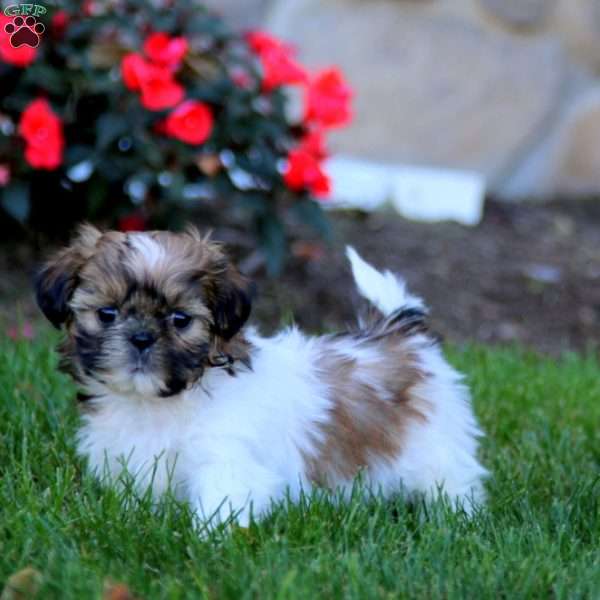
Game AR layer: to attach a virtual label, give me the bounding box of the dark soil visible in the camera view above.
[252,199,600,355]
[2,199,600,355]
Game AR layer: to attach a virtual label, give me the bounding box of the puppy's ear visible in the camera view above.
[35,224,102,328]
[205,263,255,341]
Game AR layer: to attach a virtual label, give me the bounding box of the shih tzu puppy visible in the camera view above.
[35,224,487,526]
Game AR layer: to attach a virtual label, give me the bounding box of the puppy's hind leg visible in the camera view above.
[344,248,488,514]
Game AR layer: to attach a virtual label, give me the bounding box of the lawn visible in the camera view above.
[0,331,599,599]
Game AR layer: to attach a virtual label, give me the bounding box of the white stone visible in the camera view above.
[391,164,485,226]
[325,156,486,226]
[324,156,392,211]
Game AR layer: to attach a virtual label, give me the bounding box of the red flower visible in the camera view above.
[0,164,10,186]
[121,53,147,91]
[164,101,214,145]
[51,10,70,37]
[121,53,184,110]
[246,31,281,55]
[20,99,61,144]
[24,144,64,170]
[138,65,184,111]
[261,49,307,92]
[299,130,328,160]
[82,1,103,17]
[284,127,331,196]
[7,322,35,341]
[118,213,146,232]
[0,16,37,67]
[144,77,184,111]
[143,32,188,69]
[246,30,307,91]
[305,68,352,129]
[283,148,330,198]
[19,99,64,170]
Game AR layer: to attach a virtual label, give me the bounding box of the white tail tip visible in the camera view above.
[346,246,425,316]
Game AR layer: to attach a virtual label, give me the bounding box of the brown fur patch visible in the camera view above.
[35,224,103,328]
[305,334,429,487]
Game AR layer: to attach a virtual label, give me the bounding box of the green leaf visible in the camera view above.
[96,114,131,150]
[1,182,30,223]
[291,199,332,240]
[22,64,69,95]
[65,145,95,165]
[258,215,286,276]
[86,178,109,218]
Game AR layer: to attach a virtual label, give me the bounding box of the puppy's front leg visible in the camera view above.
[191,473,254,528]
[186,451,283,529]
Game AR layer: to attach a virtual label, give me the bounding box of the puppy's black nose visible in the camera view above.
[130,331,156,352]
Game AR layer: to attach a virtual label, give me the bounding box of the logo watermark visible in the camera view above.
[3,4,46,48]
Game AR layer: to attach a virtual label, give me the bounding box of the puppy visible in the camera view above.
[35,224,487,525]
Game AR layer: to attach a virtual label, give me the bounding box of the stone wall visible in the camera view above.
[268,0,600,198]
[205,0,600,200]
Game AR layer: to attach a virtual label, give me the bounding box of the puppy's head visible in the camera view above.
[35,224,254,397]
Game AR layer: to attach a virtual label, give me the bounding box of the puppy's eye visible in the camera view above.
[97,307,118,324]
[171,311,192,330]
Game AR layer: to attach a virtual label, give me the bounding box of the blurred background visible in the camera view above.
[2,0,600,354]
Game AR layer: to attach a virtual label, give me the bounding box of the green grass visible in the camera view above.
[1,332,599,599]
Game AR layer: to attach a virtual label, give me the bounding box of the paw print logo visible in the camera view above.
[4,16,45,49]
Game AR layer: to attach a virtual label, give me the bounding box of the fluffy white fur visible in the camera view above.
[77,246,487,526]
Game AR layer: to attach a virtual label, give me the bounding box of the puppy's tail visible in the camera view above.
[346,246,426,318]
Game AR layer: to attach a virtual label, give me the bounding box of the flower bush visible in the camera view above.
[0,0,352,272]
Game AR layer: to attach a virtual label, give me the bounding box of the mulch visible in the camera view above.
[2,198,600,355]
[252,199,600,355]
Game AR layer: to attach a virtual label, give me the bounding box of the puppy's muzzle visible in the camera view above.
[130,331,156,353]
